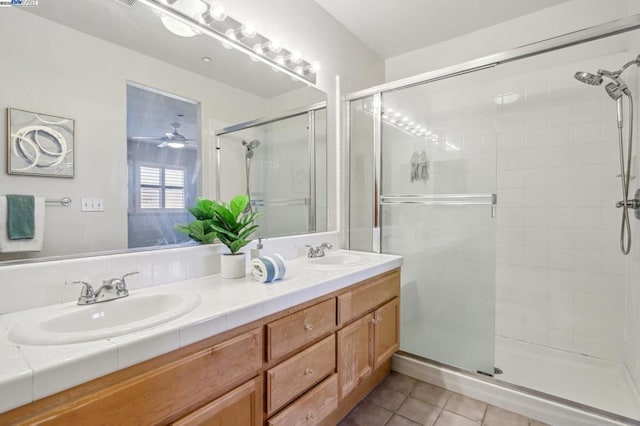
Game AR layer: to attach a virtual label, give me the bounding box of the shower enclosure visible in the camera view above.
[347,18,640,424]
[216,103,327,237]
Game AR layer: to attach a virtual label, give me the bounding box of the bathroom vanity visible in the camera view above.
[0,251,401,425]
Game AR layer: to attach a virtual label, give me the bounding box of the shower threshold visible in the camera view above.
[393,350,640,426]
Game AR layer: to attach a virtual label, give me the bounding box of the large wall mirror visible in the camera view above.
[0,0,327,264]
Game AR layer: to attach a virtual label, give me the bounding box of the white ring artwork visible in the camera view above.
[7,108,75,177]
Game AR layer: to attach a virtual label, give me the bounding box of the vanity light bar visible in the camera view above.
[363,103,438,142]
[139,0,318,86]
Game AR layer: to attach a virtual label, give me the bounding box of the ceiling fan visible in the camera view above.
[130,114,197,149]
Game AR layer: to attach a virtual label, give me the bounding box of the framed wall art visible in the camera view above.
[7,108,75,178]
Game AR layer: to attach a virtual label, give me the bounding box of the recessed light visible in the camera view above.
[202,56,212,63]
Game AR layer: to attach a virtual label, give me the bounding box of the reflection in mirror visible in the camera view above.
[126,84,199,248]
[216,104,327,238]
[0,0,327,265]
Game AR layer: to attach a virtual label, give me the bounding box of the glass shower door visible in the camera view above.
[379,68,498,375]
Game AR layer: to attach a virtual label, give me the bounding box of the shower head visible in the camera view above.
[574,71,603,86]
[242,139,260,150]
[242,139,260,159]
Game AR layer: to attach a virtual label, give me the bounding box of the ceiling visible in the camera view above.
[313,0,572,59]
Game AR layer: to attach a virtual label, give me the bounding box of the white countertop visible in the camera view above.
[0,250,402,414]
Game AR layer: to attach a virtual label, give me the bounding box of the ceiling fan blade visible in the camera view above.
[130,136,164,140]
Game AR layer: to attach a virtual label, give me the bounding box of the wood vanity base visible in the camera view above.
[0,268,400,425]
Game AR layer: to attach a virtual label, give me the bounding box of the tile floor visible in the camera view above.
[339,372,549,426]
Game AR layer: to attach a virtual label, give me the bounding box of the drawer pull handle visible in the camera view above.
[306,411,316,420]
[304,323,314,330]
[304,367,314,375]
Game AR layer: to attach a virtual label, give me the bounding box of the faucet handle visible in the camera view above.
[120,271,139,282]
[116,272,138,296]
[65,280,95,300]
[320,242,333,249]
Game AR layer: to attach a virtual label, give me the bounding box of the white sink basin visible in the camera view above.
[306,253,368,267]
[9,292,201,345]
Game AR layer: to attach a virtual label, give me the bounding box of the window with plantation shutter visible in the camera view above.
[139,166,185,209]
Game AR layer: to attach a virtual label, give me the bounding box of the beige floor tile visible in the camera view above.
[382,372,419,395]
[482,405,529,426]
[529,420,551,426]
[341,401,393,426]
[412,382,451,407]
[435,410,481,426]
[364,385,408,411]
[397,397,442,426]
[386,414,423,426]
[443,393,487,422]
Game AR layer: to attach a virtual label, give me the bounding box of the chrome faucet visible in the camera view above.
[66,272,138,305]
[306,242,333,258]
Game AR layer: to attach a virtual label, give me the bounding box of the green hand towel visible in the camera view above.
[7,194,35,240]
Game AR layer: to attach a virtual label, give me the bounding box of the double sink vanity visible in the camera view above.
[0,250,402,425]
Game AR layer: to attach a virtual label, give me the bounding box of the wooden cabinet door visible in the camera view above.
[173,376,262,426]
[337,313,373,399]
[373,297,400,367]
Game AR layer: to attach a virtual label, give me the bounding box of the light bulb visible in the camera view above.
[401,117,409,122]
[208,1,227,21]
[393,112,401,118]
[295,66,305,75]
[275,56,285,66]
[268,38,282,52]
[175,0,207,17]
[289,50,302,64]
[408,121,415,126]
[241,21,257,38]
[310,61,321,73]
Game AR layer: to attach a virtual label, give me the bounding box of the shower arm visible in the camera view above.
[597,56,640,82]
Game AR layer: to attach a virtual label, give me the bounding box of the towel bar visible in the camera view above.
[45,197,72,206]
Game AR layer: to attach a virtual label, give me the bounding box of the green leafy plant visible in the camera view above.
[175,194,260,254]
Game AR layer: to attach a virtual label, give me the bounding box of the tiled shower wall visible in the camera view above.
[495,50,634,362]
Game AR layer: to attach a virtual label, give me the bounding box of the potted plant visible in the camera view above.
[175,194,259,278]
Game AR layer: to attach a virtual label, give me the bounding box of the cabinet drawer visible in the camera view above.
[338,269,400,325]
[19,328,263,425]
[267,334,336,415]
[267,298,336,362]
[173,376,262,426]
[267,374,338,426]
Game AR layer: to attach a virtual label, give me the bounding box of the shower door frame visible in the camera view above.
[343,13,640,250]
[343,13,640,425]
[215,101,326,233]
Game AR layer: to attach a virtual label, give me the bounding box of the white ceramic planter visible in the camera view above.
[220,253,246,279]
